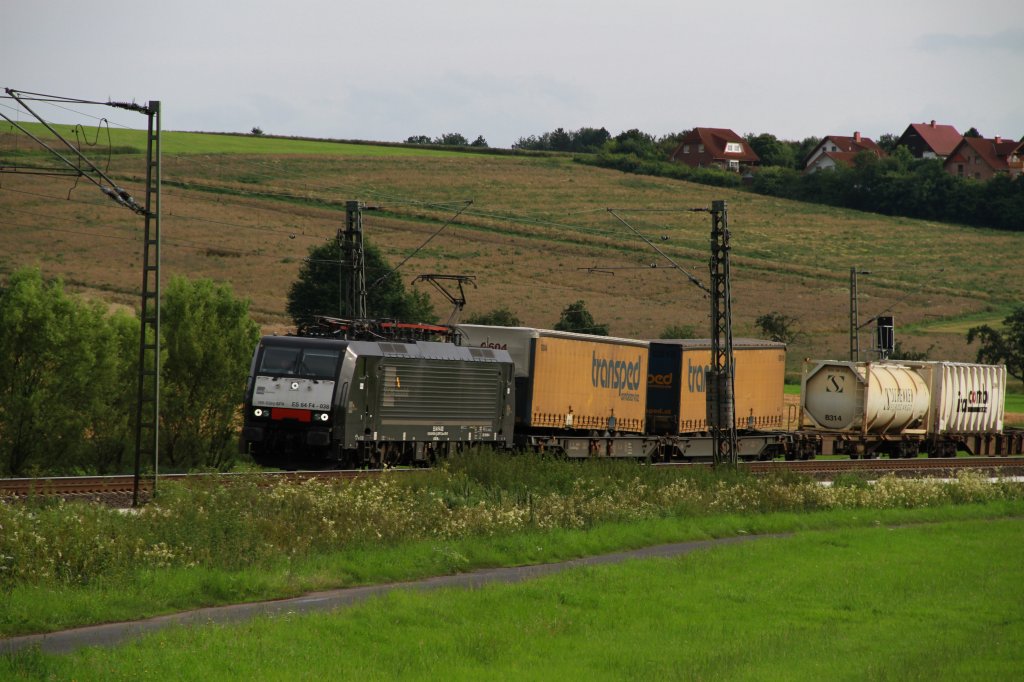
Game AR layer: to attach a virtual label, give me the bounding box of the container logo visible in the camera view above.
[686,358,742,393]
[648,373,673,386]
[956,390,989,414]
[592,352,643,401]
[686,359,711,393]
[826,374,845,393]
[883,388,916,411]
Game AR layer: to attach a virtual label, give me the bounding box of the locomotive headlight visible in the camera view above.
[319,412,330,422]
[253,408,264,418]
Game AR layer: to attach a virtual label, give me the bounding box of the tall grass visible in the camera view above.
[2,450,1021,593]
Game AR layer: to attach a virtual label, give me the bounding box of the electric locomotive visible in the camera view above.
[241,326,516,469]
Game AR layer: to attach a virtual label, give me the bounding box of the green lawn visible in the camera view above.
[4,515,1021,680]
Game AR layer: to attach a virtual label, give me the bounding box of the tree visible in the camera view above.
[876,133,900,154]
[795,136,822,166]
[250,127,264,136]
[745,133,797,168]
[286,238,435,326]
[755,312,803,345]
[463,307,522,327]
[470,135,489,148]
[435,132,469,146]
[553,300,608,335]
[574,127,611,153]
[659,324,697,339]
[606,129,657,159]
[405,135,432,144]
[964,127,982,138]
[967,306,1024,384]
[160,277,261,471]
[0,268,135,476]
[657,130,690,159]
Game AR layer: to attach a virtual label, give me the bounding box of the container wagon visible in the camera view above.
[455,325,655,458]
[799,359,1015,458]
[241,335,515,468]
[646,338,790,460]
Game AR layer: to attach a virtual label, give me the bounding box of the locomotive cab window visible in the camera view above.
[301,349,341,378]
[259,347,341,379]
[260,347,301,376]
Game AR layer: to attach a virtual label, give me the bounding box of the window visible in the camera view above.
[682,144,690,154]
[725,142,743,154]
[259,346,341,379]
[698,144,704,153]
[728,160,740,171]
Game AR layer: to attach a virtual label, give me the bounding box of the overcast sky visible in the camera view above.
[3,0,1023,147]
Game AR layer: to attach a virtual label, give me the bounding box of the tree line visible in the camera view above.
[509,126,1024,232]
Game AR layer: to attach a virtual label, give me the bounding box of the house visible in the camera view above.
[669,128,759,172]
[943,135,1024,180]
[803,132,886,172]
[895,120,962,159]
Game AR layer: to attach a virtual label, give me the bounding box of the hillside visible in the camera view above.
[2,127,1022,375]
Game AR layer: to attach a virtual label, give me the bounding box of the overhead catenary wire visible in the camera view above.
[0,91,145,213]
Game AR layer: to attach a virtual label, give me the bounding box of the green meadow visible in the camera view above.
[3,515,1021,681]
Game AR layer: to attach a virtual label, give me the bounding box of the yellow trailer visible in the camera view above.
[647,339,786,435]
[456,325,649,434]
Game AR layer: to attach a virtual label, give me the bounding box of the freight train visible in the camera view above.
[239,318,1022,468]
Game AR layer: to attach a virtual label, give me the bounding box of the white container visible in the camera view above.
[905,361,1005,434]
[801,361,930,434]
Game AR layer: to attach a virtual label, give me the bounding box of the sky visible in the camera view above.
[2,0,1023,148]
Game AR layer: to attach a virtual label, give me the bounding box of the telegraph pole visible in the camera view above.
[340,200,367,319]
[707,200,738,467]
[605,202,736,466]
[133,101,161,507]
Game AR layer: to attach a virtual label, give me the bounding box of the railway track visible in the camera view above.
[2,458,1023,504]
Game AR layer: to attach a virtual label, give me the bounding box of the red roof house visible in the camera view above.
[943,135,1024,180]
[669,128,759,172]
[895,120,962,159]
[804,132,886,172]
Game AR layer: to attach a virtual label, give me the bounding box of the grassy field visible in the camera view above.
[3,515,1021,680]
[2,123,1022,370]
[2,450,1022,637]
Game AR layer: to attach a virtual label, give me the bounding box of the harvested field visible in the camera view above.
[2,129,1022,374]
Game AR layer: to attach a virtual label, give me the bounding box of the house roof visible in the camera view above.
[945,136,1024,172]
[808,151,864,170]
[671,128,760,163]
[803,132,885,168]
[898,121,962,156]
[822,134,884,156]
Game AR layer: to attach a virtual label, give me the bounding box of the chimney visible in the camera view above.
[995,136,1002,144]
[930,120,936,127]
[853,131,861,142]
